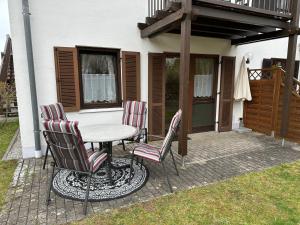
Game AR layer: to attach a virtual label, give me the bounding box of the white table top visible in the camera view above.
[79,124,138,142]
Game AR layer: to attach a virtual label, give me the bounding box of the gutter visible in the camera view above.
[22,0,41,158]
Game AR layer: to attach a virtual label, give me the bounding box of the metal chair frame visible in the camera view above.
[43,130,112,215]
[121,127,148,150]
[129,131,179,193]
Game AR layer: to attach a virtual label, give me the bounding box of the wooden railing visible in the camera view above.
[220,0,292,14]
[195,0,293,15]
[148,0,169,17]
[148,0,293,18]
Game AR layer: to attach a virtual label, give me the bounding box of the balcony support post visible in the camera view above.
[280,0,300,138]
[178,0,192,156]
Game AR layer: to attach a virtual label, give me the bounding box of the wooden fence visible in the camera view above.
[244,67,300,143]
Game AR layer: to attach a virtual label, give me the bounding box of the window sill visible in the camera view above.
[78,107,124,114]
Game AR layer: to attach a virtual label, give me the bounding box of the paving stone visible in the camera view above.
[1,131,300,224]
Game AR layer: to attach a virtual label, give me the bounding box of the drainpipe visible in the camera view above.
[22,0,41,158]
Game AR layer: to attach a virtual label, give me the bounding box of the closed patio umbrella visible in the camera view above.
[234,57,252,101]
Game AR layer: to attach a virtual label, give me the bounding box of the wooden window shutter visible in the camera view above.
[122,51,141,101]
[148,53,165,137]
[54,47,80,112]
[218,56,235,132]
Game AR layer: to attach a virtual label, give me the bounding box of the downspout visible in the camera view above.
[22,0,41,158]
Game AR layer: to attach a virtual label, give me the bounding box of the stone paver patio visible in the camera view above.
[1,131,300,225]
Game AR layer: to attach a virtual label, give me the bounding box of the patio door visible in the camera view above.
[163,53,219,134]
[189,55,219,132]
[165,55,180,132]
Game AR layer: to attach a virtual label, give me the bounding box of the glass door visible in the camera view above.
[165,56,180,131]
[164,54,219,133]
[191,56,218,132]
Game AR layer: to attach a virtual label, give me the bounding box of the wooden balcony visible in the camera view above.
[138,0,300,45]
[139,0,299,156]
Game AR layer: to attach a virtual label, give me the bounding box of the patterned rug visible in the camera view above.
[52,157,149,201]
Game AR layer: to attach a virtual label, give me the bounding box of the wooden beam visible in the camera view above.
[231,29,289,45]
[169,28,234,39]
[154,10,170,20]
[146,17,157,25]
[192,21,259,36]
[141,9,185,38]
[280,0,300,138]
[137,23,148,30]
[191,24,248,37]
[192,5,289,29]
[178,0,192,156]
[193,18,276,33]
[190,30,234,39]
[280,35,298,137]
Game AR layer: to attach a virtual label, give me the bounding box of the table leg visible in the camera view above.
[104,141,130,169]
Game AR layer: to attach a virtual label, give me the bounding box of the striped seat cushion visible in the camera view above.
[131,144,161,162]
[122,101,147,139]
[87,150,108,172]
[130,109,182,162]
[160,109,182,156]
[43,120,107,172]
[40,103,68,121]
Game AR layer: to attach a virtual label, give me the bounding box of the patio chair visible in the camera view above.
[40,102,68,169]
[40,102,68,121]
[121,100,147,151]
[42,120,112,215]
[129,109,182,193]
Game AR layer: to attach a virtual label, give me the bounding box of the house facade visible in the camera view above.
[8,0,300,158]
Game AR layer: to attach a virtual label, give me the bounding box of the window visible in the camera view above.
[54,47,140,112]
[78,47,121,109]
[194,58,215,98]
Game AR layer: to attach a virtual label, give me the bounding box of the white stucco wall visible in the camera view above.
[8,0,300,158]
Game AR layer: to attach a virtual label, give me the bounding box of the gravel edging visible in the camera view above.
[2,128,20,161]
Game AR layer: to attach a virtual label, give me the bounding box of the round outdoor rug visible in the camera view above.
[52,157,149,201]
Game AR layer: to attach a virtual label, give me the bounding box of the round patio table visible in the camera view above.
[80,124,137,168]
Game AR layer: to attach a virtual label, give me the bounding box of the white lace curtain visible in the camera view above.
[81,54,117,103]
[194,58,214,98]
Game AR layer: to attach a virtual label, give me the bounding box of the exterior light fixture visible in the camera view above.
[245,52,253,64]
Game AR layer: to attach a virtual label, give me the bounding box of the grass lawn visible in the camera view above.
[73,161,300,225]
[0,120,19,208]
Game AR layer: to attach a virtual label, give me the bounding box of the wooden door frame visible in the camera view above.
[163,52,219,133]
